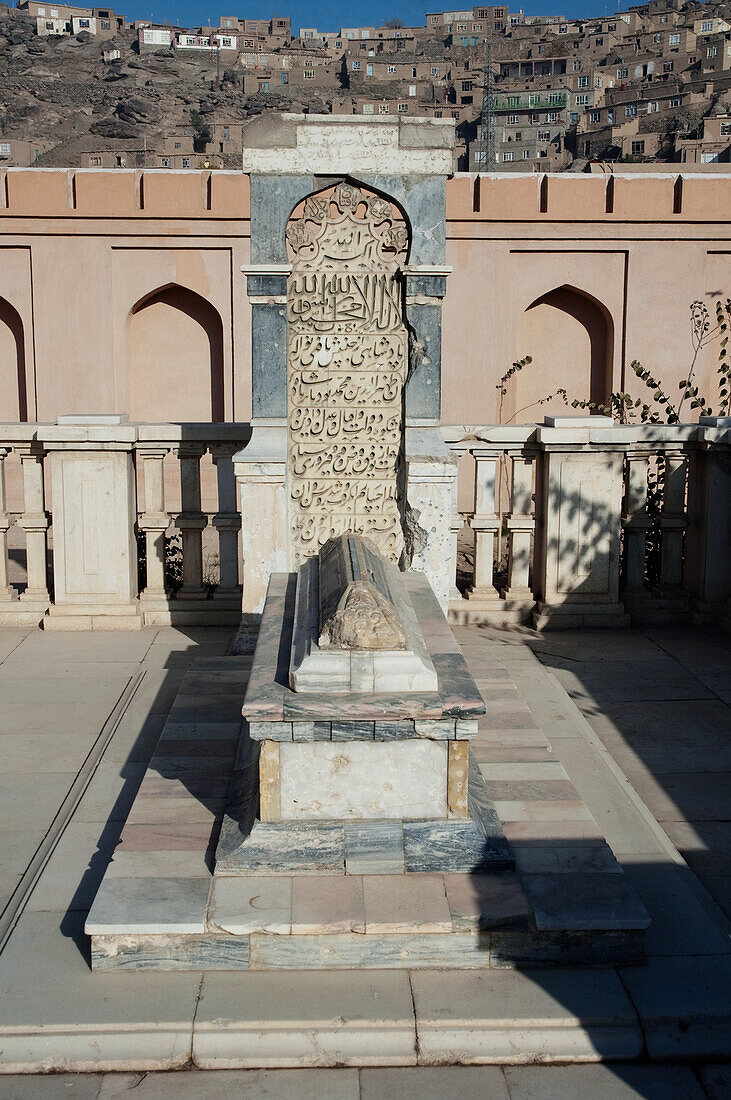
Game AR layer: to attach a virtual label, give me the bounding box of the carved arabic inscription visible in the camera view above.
[286,182,409,565]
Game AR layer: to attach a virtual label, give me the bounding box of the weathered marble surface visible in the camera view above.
[243,571,486,722]
[286,184,408,565]
[289,541,438,695]
[278,741,448,821]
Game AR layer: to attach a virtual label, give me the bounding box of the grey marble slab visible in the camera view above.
[244,571,486,722]
[403,820,513,874]
[215,819,346,876]
[332,721,376,741]
[293,721,334,741]
[521,872,651,932]
[85,876,210,935]
[249,932,491,970]
[345,822,405,875]
[414,720,456,740]
[490,929,645,968]
[250,721,292,742]
[91,934,250,972]
[374,721,415,741]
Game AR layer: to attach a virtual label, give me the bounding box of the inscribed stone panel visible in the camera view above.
[286,183,408,565]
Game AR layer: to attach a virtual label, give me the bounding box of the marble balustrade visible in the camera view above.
[0,416,727,630]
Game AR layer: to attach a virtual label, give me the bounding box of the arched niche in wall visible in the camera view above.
[128,284,224,422]
[0,297,28,423]
[512,285,614,423]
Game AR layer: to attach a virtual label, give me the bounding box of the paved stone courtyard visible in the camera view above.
[0,623,729,1092]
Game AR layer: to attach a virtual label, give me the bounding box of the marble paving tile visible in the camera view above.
[208,876,292,934]
[503,1064,707,1100]
[502,819,604,843]
[124,796,225,826]
[477,706,539,731]
[360,1067,509,1100]
[159,721,242,741]
[119,821,218,853]
[483,762,570,781]
[619,955,731,1059]
[136,770,231,802]
[521,872,650,931]
[85,876,210,935]
[483,779,580,802]
[512,842,622,876]
[411,967,643,1063]
[493,800,595,823]
[362,874,452,933]
[344,821,404,875]
[291,875,366,933]
[105,850,212,879]
[193,968,417,1067]
[472,729,549,747]
[472,746,557,764]
[152,739,236,759]
[443,872,530,931]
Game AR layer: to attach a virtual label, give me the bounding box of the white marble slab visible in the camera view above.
[279,741,448,821]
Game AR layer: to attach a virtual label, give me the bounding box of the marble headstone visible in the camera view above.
[289,533,438,694]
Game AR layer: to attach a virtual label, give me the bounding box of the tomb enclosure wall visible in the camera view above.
[0,161,728,628]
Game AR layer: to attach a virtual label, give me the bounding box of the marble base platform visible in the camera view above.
[215,754,513,874]
[85,653,651,973]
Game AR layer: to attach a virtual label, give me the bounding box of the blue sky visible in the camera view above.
[121,0,624,33]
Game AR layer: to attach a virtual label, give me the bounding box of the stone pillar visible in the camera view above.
[686,417,731,623]
[234,421,288,622]
[404,426,459,614]
[466,450,500,603]
[174,444,207,601]
[0,448,17,604]
[502,451,536,615]
[39,416,141,630]
[137,446,170,619]
[621,450,651,613]
[211,445,242,605]
[532,416,633,630]
[17,444,50,610]
[657,450,688,597]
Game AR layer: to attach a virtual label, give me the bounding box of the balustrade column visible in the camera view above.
[622,452,651,597]
[0,449,17,603]
[138,447,170,607]
[467,450,500,601]
[685,418,731,622]
[17,445,49,605]
[175,444,207,600]
[212,446,242,603]
[532,416,632,629]
[502,453,535,603]
[658,451,688,594]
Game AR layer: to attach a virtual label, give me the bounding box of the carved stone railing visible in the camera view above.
[0,420,250,630]
[444,416,731,630]
[0,415,728,632]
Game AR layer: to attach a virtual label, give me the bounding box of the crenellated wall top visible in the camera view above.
[0,166,729,222]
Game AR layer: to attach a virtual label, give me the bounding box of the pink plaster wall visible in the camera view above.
[0,168,728,427]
